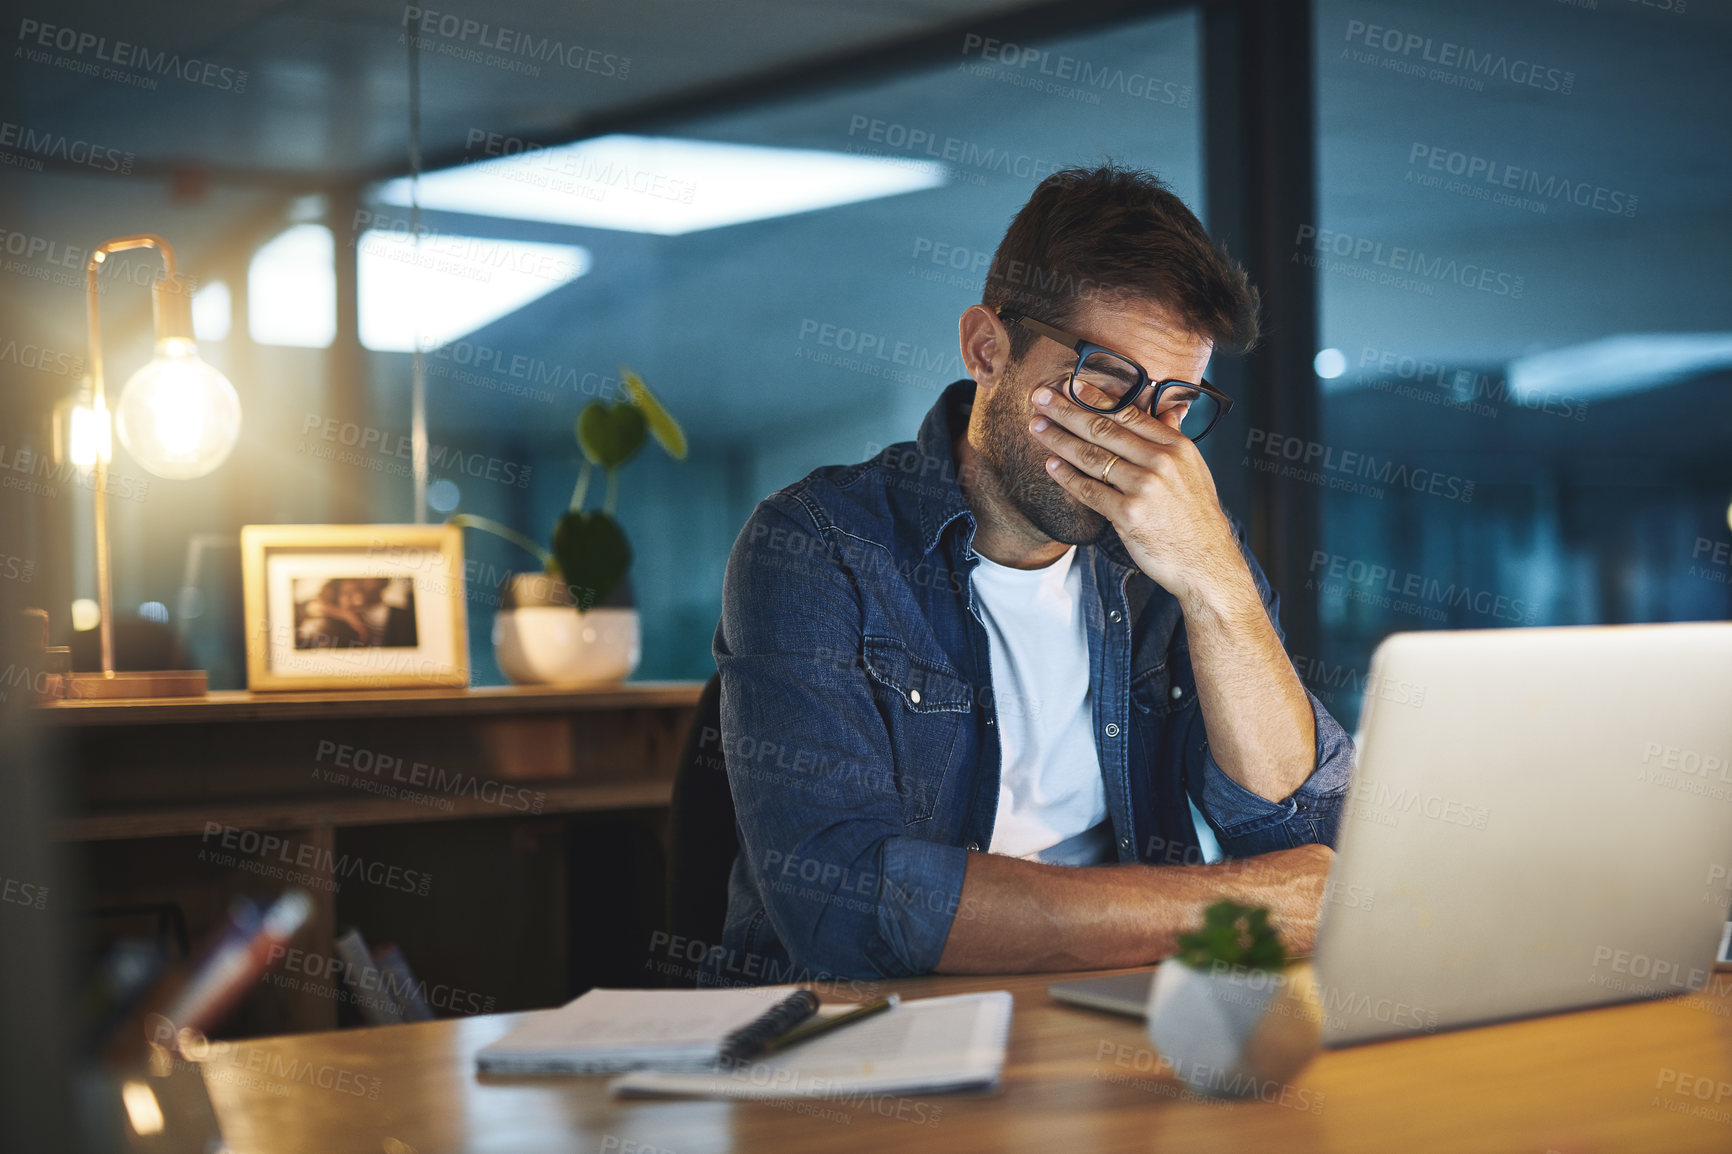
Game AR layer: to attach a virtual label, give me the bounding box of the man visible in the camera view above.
[711,164,1352,983]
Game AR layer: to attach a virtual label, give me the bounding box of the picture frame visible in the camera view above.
[240,524,469,691]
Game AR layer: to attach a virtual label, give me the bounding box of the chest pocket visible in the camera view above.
[861,635,974,823]
[1130,657,1198,718]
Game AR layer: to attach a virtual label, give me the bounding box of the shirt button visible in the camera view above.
[1108,609,1122,623]
[1104,722,1120,738]
[1170,685,1183,699]
[909,689,921,704]
[1119,837,1132,851]
[966,841,981,852]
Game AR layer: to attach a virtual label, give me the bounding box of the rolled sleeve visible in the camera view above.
[876,838,970,976]
[717,493,963,979]
[1198,688,1354,855]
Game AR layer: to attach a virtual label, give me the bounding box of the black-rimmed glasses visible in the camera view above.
[997,307,1234,443]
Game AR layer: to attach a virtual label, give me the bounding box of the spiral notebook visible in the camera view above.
[476,987,818,1074]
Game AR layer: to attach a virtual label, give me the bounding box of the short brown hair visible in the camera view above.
[983,163,1260,360]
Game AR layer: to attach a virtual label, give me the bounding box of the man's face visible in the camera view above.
[973,296,1214,546]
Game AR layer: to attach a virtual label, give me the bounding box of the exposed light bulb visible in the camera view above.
[115,337,241,479]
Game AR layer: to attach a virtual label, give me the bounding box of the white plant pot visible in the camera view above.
[1145,960,1321,1098]
[492,606,641,686]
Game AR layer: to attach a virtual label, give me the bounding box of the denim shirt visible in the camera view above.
[711,380,1354,982]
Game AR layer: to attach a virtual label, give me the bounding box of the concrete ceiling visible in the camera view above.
[18,0,1049,180]
[8,2,1206,447]
[7,0,1729,454]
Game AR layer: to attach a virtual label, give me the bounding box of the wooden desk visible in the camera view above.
[200,967,1732,1153]
[42,683,703,1034]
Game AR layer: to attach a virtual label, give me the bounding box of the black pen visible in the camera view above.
[752,994,900,1058]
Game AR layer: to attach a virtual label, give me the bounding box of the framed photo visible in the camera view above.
[240,524,469,691]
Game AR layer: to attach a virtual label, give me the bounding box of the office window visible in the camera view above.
[192,280,230,342]
[248,224,337,348]
[1309,0,1732,728]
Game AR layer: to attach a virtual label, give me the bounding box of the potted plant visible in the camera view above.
[456,366,686,685]
[1144,900,1322,1098]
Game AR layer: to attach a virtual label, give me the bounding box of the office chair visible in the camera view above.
[664,670,737,983]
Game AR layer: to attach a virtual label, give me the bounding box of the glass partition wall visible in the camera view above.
[339,9,1208,684]
[1309,0,1732,726]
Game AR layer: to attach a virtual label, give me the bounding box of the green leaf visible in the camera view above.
[1173,899,1287,973]
[620,364,687,460]
[577,402,646,469]
[551,509,632,609]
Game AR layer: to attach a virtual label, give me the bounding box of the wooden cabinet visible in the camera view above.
[42,683,702,1036]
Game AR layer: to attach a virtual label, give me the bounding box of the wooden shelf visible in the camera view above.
[59,779,676,841]
[34,680,705,727]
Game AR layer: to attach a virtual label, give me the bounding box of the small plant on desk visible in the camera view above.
[1146,900,1320,1099]
[1174,900,1288,973]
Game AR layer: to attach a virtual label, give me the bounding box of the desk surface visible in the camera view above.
[201,967,1732,1154]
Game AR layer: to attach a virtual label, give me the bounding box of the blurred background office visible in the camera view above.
[2,0,1728,1143]
[2,0,1727,721]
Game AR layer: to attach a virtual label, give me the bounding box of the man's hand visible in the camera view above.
[1028,378,1318,803]
[1029,381,1251,611]
[1229,843,1336,956]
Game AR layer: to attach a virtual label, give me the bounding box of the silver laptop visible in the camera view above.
[1049,624,1732,1043]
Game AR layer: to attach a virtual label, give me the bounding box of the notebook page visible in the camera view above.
[477,987,804,1073]
[610,991,1013,1098]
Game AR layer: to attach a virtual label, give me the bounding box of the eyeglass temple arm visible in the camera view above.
[995,308,1085,354]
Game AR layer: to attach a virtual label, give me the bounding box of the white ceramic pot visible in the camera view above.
[1145,960,1321,1098]
[493,606,641,686]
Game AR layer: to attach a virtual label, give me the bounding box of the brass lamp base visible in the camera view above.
[68,670,209,700]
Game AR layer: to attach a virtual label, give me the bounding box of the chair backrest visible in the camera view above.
[664,671,736,980]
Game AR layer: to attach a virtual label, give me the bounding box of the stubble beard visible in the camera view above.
[975,363,1110,548]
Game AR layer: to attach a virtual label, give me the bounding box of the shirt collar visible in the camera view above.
[908,380,980,555]
[908,379,1140,576]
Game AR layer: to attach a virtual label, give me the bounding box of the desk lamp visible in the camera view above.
[70,234,241,699]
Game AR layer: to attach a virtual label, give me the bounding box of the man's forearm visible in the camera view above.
[1179,571,1317,802]
[932,845,1332,974]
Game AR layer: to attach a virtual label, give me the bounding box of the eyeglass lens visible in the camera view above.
[1070,351,1221,439]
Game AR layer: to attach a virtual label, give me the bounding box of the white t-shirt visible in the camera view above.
[971,546,1223,867]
